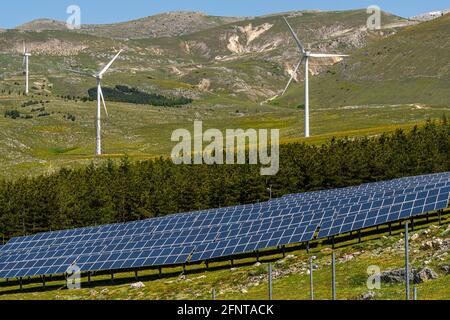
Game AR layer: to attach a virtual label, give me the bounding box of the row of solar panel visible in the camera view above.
[0,181,448,278]
[4,175,448,253]
[0,173,448,279]
[3,179,448,258]
[1,180,448,262]
[6,172,448,248]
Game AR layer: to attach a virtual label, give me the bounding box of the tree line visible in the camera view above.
[87,85,193,107]
[0,119,448,241]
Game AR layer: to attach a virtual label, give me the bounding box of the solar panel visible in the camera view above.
[0,172,448,280]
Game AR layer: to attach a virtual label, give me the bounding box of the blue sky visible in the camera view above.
[0,0,448,28]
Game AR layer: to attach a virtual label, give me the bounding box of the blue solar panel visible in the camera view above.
[0,172,448,280]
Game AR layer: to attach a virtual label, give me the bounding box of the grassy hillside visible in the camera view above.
[0,10,448,178]
[0,214,448,300]
[17,12,248,39]
[276,13,450,108]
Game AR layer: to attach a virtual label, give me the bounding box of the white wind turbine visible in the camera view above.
[22,41,31,95]
[66,49,123,156]
[282,17,348,138]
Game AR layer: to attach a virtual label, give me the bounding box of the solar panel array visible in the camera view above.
[0,172,448,279]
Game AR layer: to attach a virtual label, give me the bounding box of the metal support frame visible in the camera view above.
[282,245,286,258]
[332,252,336,300]
[111,271,114,284]
[268,263,273,300]
[42,275,46,287]
[358,230,362,243]
[88,272,91,286]
[332,236,335,249]
[158,267,162,277]
[256,251,260,262]
[205,261,209,269]
[309,256,315,301]
[405,222,410,301]
[135,270,139,281]
[19,277,23,291]
[231,259,234,268]
[212,288,216,300]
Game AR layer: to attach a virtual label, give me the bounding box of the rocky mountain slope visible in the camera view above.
[410,9,450,21]
[278,13,450,107]
[16,12,248,39]
[2,10,408,101]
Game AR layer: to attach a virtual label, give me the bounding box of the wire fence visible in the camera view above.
[210,220,449,301]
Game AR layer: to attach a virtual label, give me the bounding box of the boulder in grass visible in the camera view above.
[359,291,376,300]
[414,268,438,283]
[380,269,413,284]
[130,281,146,289]
[440,265,450,275]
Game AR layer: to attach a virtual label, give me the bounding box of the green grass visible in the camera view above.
[0,91,448,178]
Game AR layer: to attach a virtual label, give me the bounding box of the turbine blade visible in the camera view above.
[98,49,123,77]
[282,57,304,95]
[309,53,349,58]
[98,85,109,117]
[283,17,305,53]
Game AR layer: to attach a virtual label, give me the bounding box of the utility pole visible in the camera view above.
[269,263,272,300]
[332,252,336,300]
[309,256,315,300]
[268,263,273,300]
[405,222,410,301]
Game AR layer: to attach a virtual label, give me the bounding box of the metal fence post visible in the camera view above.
[212,288,216,300]
[310,256,314,300]
[405,222,410,301]
[268,263,273,300]
[413,286,417,301]
[332,252,336,300]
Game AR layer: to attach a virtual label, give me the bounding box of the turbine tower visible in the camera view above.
[282,17,348,138]
[22,41,31,95]
[66,49,123,156]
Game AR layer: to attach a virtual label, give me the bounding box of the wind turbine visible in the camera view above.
[282,17,348,138]
[22,41,31,95]
[66,49,123,156]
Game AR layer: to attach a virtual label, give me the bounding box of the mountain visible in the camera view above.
[410,9,450,21]
[2,10,408,101]
[16,19,69,32]
[16,11,248,39]
[278,13,450,107]
[0,9,448,178]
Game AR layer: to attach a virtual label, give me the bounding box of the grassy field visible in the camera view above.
[0,12,449,178]
[1,91,448,178]
[0,212,448,300]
